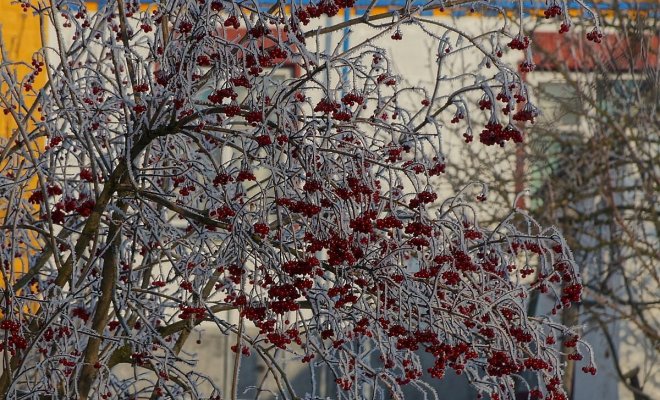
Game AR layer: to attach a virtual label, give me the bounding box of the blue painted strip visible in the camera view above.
[85,0,657,11]
[342,7,350,94]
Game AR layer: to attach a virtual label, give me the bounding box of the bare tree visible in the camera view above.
[527,4,659,399]
[441,2,658,398]
[0,0,601,399]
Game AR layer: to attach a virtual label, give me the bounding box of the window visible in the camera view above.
[536,82,581,126]
[236,66,295,103]
[197,66,295,107]
[596,78,653,118]
[208,66,296,203]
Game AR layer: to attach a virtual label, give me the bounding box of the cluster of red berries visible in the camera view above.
[335,378,353,391]
[276,198,322,217]
[208,88,237,104]
[510,326,533,343]
[23,58,44,92]
[2,105,16,116]
[253,222,270,237]
[224,15,240,29]
[42,326,71,341]
[218,264,245,285]
[230,344,251,356]
[333,290,359,308]
[332,110,352,121]
[428,160,447,176]
[252,134,271,146]
[519,60,536,73]
[79,168,95,182]
[439,270,459,285]
[478,98,492,110]
[178,21,193,34]
[178,182,196,196]
[302,179,323,193]
[28,184,62,204]
[17,1,30,12]
[230,75,252,88]
[349,211,377,234]
[561,283,583,305]
[409,190,438,208]
[294,0,355,22]
[130,351,151,366]
[513,105,538,123]
[314,98,341,114]
[241,303,267,322]
[376,74,397,86]
[140,21,153,33]
[178,304,207,321]
[385,146,406,163]
[563,334,579,348]
[212,172,233,186]
[523,357,551,370]
[375,215,404,230]
[267,283,300,302]
[451,111,465,124]
[49,193,96,223]
[245,111,263,125]
[344,177,376,201]
[487,351,521,377]
[479,121,523,147]
[0,319,29,355]
[582,365,597,375]
[236,170,256,182]
[545,377,569,400]
[209,205,235,220]
[511,242,543,257]
[404,221,433,237]
[248,25,268,39]
[451,250,478,272]
[180,281,193,292]
[397,366,423,385]
[586,27,604,43]
[281,257,320,276]
[508,35,530,51]
[341,92,364,107]
[71,307,91,322]
[544,5,563,18]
